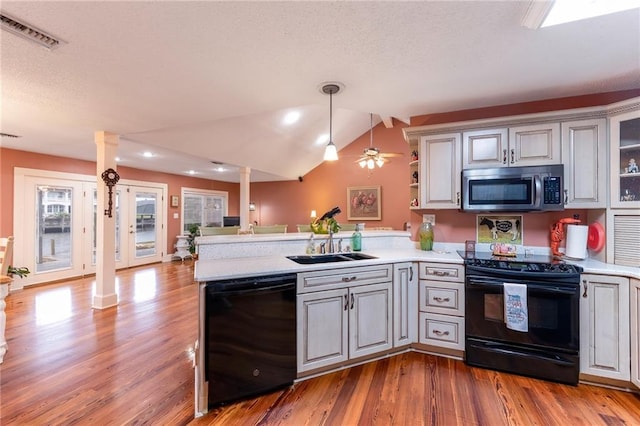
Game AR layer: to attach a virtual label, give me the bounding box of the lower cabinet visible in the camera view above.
[393,262,417,347]
[579,274,630,381]
[297,280,392,373]
[417,262,465,352]
[631,278,640,389]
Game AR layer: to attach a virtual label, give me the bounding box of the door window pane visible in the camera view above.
[136,192,157,257]
[36,185,72,272]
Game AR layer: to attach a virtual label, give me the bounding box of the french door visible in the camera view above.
[13,168,166,287]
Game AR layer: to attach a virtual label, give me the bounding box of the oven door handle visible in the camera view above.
[467,278,577,296]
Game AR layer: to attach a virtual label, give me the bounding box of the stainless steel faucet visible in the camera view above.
[327,229,335,253]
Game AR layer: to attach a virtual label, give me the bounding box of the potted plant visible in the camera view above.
[7,266,30,278]
[187,225,199,258]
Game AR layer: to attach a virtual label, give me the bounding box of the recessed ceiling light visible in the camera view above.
[143,151,153,158]
[283,111,301,125]
[187,170,196,175]
[214,167,225,173]
[316,134,329,146]
[115,157,121,162]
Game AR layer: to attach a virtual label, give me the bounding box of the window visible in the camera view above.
[181,188,228,233]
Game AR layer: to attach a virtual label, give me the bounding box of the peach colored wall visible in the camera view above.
[248,118,412,231]
[0,148,239,254]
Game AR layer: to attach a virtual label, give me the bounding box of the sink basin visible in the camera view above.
[338,252,378,261]
[286,253,378,264]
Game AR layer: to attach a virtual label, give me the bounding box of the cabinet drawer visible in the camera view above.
[418,312,464,351]
[419,281,464,316]
[418,262,464,282]
[297,264,393,293]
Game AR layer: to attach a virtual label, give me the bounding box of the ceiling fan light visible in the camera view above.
[376,158,385,168]
[324,141,338,161]
[367,158,375,169]
[359,159,367,168]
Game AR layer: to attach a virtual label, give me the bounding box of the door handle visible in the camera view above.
[510,149,515,164]
[350,293,355,310]
[502,149,507,164]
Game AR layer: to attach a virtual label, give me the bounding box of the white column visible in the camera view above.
[239,167,251,230]
[93,131,119,309]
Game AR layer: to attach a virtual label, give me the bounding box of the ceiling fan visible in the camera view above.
[355,113,402,169]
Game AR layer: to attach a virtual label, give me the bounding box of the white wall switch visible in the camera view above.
[173,212,179,219]
[422,214,435,225]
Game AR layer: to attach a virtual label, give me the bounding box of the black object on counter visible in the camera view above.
[318,206,341,220]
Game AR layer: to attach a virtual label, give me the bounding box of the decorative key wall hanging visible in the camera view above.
[101,168,120,217]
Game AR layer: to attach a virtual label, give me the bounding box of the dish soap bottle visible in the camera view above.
[351,224,362,252]
[419,222,434,251]
[306,234,316,254]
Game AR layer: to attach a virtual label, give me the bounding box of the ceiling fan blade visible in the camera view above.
[379,152,403,158]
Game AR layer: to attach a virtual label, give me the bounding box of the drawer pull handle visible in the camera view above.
[433,330,450,337]
[342,276,357,282]
[433,296,450,303]
[433,271,450,277]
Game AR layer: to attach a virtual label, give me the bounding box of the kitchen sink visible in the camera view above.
[286,253,378,264]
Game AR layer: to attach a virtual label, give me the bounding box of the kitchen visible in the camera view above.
[1,1,640,424]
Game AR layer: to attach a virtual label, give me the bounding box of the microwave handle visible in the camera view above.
[533,175,542,207]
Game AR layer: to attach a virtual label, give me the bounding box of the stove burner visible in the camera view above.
[463,257,582,274]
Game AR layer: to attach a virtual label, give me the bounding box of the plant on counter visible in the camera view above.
[7,266,30,278]
[310,217,341,234]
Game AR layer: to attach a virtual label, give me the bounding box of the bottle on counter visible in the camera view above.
[306,234,316,254]
[351,224,362,252]
[419,221,434,251]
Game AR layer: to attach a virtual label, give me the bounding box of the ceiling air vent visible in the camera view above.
[1,132,21,138]
[1,13,66,50]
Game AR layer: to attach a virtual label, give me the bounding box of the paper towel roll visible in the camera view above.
[565,224,588,259]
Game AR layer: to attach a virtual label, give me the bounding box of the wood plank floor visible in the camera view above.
[1,262,639,425]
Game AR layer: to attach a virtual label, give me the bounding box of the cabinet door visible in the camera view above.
[462,128,508,169]
[393,262,417,347]
[420,133,462,209]
[562,118,607,208]
[508,123,561,166]
[579,274,630,380]
[349,282,392,359]
[297,289,348,373]
[632,279,640,389]
[610,107,640,208]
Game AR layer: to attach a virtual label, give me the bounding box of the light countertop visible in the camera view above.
[194,247,639,282]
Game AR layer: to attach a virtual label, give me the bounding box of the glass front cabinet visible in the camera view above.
[610,100,640,209]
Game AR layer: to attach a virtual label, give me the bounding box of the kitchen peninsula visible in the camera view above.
[193,230,639,417]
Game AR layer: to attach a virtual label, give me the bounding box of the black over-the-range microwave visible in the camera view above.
[461,164,564,212]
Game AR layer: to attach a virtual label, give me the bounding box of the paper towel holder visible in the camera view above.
[550,217,581,258]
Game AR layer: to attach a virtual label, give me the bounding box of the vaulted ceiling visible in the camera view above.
[1,1,638,182]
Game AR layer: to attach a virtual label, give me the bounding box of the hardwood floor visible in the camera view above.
[1,262,638,425]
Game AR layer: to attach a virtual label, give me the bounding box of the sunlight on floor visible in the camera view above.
[35,288,72,325]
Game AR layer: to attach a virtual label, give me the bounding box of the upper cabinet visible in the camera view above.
[609,99,640,208]
[462,123,561,169]
[420,133,462,209]
[562,118,607,209]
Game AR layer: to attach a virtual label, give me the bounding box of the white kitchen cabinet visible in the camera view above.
[297,265,392,373]
[462,123,561,169]
[393,262,417,347]
[297,288,348,372]
[418,262,465,352]
[579,274,630,381]
[508,122,561,167]
[609,99,640,208]
[418,133,462,209]
[462,128,509,169]
[561,118,607,208]
[631,278,640,389]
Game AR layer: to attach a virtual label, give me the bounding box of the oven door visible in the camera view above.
[465,275,579,352]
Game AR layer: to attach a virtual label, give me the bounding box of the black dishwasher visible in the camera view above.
[204,273,297,407]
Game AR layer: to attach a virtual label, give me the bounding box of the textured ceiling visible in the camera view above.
[1,1,639,182]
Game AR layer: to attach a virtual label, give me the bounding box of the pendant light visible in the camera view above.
[322,84,340,161]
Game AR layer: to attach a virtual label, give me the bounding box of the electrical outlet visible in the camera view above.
[422,214,435,225]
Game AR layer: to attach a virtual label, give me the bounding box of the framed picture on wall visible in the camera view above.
[347,186,381,220]
[170,195,179,208]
